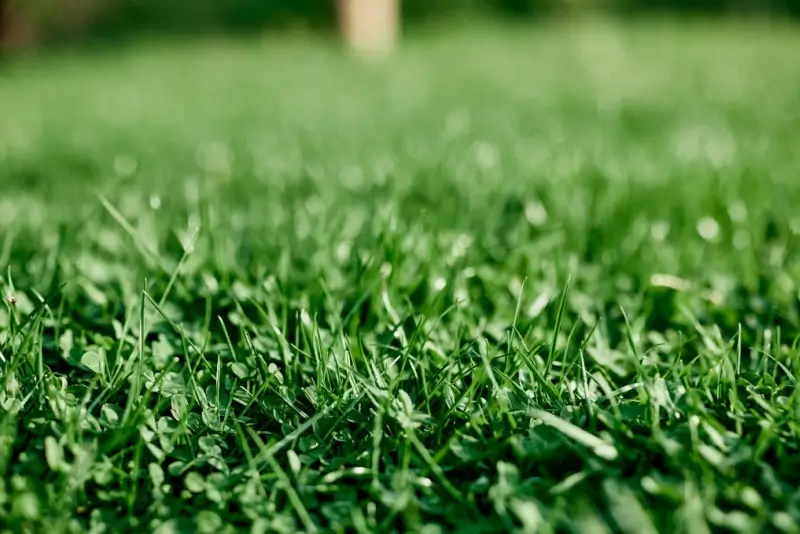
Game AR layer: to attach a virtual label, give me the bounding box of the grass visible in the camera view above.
[2,16,800,533]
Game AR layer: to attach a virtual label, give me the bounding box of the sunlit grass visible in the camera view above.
[2,18,800,533]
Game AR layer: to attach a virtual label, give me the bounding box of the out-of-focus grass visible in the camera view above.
[2,18,800,533]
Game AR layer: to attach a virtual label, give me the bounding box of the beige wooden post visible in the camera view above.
[337,0,399,57]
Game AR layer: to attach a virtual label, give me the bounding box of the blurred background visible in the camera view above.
[2,0,799,54]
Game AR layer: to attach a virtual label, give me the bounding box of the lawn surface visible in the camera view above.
[2,18,800,533]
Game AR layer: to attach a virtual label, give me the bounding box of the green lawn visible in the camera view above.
[2,18,800,533]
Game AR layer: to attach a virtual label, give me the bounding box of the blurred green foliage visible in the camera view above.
[2,0,800,47]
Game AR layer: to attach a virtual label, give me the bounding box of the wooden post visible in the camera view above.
[337,0,399,58]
